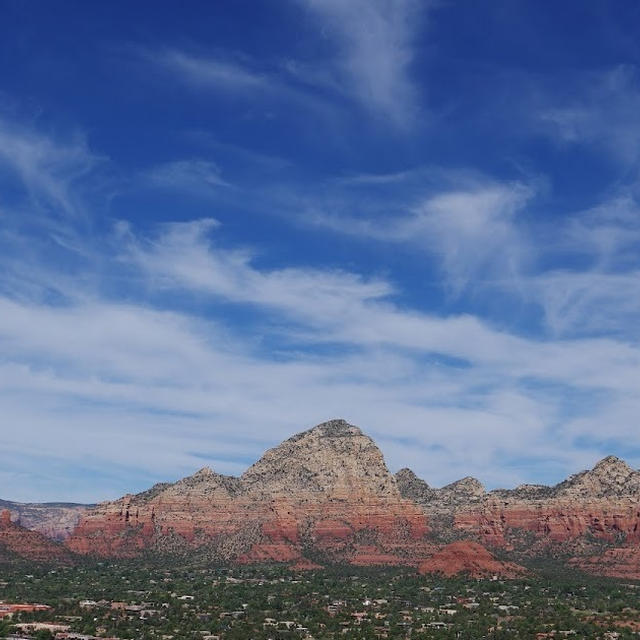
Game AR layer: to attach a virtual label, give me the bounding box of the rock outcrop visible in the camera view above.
[395,469,484,510]
[419,541,527,578]
[450,456,640,551]
[0,509,75,564]
[398,457,640,578]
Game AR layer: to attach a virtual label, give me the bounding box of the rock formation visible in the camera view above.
[449,456,640,550]
[398,456,640,577]
[396,469,485,510]
[0,509,75,564]
[7,419,639,579]
[67,420,432,567]
[0,499,89,540]
[418,541,527,578]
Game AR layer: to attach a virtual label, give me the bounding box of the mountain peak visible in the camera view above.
[241,419,398,498]
[592,455,630,473]
[395,468,436,504]
[555,455,640,498]
[441,476,485,494]
[192,466,215,477]
[292,418,363,441]
[395,468,421,482]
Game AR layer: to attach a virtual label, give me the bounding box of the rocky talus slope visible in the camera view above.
[0,509,75,564]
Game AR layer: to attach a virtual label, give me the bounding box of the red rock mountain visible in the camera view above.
[396,455,640,578]
[0,509,75,564]
[67,420,434,567]
[17,419,640,578]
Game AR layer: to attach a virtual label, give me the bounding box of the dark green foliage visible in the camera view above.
[1,560,639,640]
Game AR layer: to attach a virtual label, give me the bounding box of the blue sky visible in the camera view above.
[2,0,640,502]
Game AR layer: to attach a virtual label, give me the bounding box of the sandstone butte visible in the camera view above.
[8,419,640,578]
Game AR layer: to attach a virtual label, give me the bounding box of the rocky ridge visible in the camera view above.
[13,420,640,579]
[395,469,485,510]
[67,420,432,567]
[397,456,640,577]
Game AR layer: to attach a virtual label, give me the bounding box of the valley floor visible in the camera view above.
[1,562,640,640]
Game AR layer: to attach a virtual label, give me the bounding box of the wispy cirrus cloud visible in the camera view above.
[142,0,429,131]
[309,177,534,294]
[2,120,640,503]
[0,118,102,217]
[5,215,640,501]
[157,50,270,93]
[296,0,426,127]
[539,65,640,167]
[147,48,338,124]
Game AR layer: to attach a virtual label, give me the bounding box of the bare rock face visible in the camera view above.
[395,468,437,504]
[450,457,640,552]
[419,541,527,578]
[67,420,431,566]
[554,456,640,499]
[242,420,398,499]
[395,469,484,509]
[438,477,485,506]
[0,500,90,540]
[0,509,75,565]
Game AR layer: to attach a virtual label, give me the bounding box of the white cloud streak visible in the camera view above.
[0,120,101,217]
[298,0,424,126]
[2,122,640,504]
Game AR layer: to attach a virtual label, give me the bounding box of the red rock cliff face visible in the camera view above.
[0,500,89,541]
[0,509,75,564]
[451,457,640,549]
[454,499,640,547]
[397,456,640,578]
[66,424,640,578]
[67,420,432,566]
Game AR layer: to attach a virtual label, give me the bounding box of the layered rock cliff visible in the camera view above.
[0,499,90,540]
[397,456,640,577]
[67,420,432,566]
[33,421,640,578]
[0,509,75,564]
